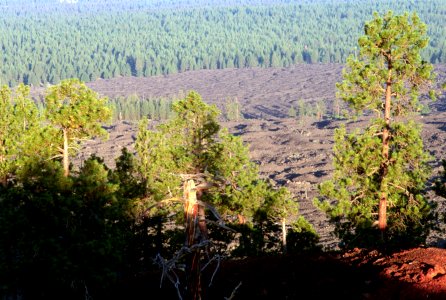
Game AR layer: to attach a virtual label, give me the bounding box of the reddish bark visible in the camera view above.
[183,180,209,300]
[379,68,392,232]
[63,128,69,177]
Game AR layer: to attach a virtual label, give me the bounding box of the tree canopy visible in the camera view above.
[135,91,306,226]
[45,79,112,176]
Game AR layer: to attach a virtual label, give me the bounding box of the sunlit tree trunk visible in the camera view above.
[379,68,392,231]
[281,218,287,254]
[184,180,203,300]
[63,128,69,177]
[0,153,6,186]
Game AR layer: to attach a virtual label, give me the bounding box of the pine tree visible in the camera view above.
[135,90,313,228]
[0,84,48,185]
[315,100,326,121]
[136,91,314,297]
[315,12,435,248]
[297,98,306,118]
[45,79,112,176]
[0,85,16,185]
[262,187,299,254]
[288,106,297,119]
[224,97,242,121]
[0,155,134,298]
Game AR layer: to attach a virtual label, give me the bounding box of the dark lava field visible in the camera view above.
[58,64,446,249]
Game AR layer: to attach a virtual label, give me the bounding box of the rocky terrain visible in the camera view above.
[64,64,446,250]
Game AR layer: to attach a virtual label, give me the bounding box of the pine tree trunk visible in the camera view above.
[379,68,392,231]
[63,128,69,177]
[184,179,202,300]
[0,152,6,186]
[237,214,246,224]
[281,218,287,254]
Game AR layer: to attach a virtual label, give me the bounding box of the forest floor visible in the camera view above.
[42,64,446,299]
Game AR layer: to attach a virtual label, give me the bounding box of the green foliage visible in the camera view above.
[255,186,299,224]
[224,97,243,121]
[336,11,434,116]
[112,147,145,199]
[0,86,18,184]
[208,129,267,220]
[297,99,307,118]
[0,157,134,298]
[331,97,344,119]
[287,217,322,253]
[296,99,320,119]
[1,1,445,85]
[316,11,435,249]
[288,106,297,118]
[45,79,112,175]
[230,223,272,257]
[135,91,316,254]
[0,84,51,184]
[315,100,326,120]
[109,95,174,122]
[135,117,183,200]
[0,82,320,297]
[45,79,112,141]
[315,122,434,248]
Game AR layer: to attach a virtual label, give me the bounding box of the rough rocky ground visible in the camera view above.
[60,64,446,298]
[71,64,446,250]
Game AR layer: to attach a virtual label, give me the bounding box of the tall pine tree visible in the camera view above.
[315,12,435,248]
[0,84,49,185]
[45,79,112,176]
[136,91,315,298]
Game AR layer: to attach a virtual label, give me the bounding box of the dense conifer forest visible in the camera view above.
[1,0,445,86]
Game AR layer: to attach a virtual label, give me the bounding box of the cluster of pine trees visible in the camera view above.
[0,81,317,298]
[108,95,174,122]
[1,0,445,86]
[107,94,243,123]
[288,99,329,121]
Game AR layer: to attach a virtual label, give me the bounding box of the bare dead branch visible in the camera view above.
[224,282,242,300]
[154,240,213,299]
[142,197,183,215]
[46,154,64,161]
[205,219,236,233]
[388,182,410,195]
[200,254,224,287]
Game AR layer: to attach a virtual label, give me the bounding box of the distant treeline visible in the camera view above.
[1,0,445,86]
[108,94,243,122]
[109,95,174,122]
